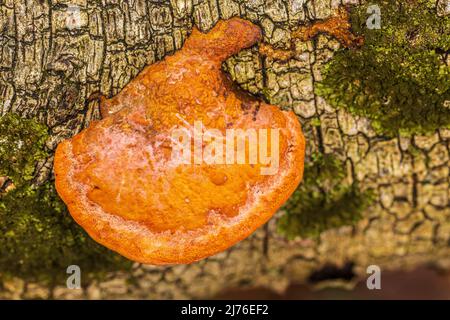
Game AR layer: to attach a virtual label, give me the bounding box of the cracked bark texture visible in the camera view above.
[0,0,449,299]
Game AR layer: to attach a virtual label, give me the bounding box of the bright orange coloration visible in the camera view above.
[54,18,305,265]
[259,7,363,61]
[292,7,363,48]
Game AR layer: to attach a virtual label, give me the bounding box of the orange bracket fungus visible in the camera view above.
[54,18,305,265]
[259,7,364,61]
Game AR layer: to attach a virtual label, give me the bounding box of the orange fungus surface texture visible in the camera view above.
[54,18,306,265]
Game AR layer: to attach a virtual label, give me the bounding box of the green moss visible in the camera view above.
[0,113,49,184]
[0,114,131,284]
[277,153,374,240]
[315,0,450,136]
[310,118,321,127]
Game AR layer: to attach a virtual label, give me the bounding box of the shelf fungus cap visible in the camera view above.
[54,18,305,265]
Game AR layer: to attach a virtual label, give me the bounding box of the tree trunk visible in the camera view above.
[0,0,448,299]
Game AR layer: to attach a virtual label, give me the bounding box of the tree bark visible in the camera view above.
[0,0,449,299]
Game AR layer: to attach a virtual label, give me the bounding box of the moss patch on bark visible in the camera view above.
[315,0,450,136]
[0,114,131,284]
[277,153,374,240]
